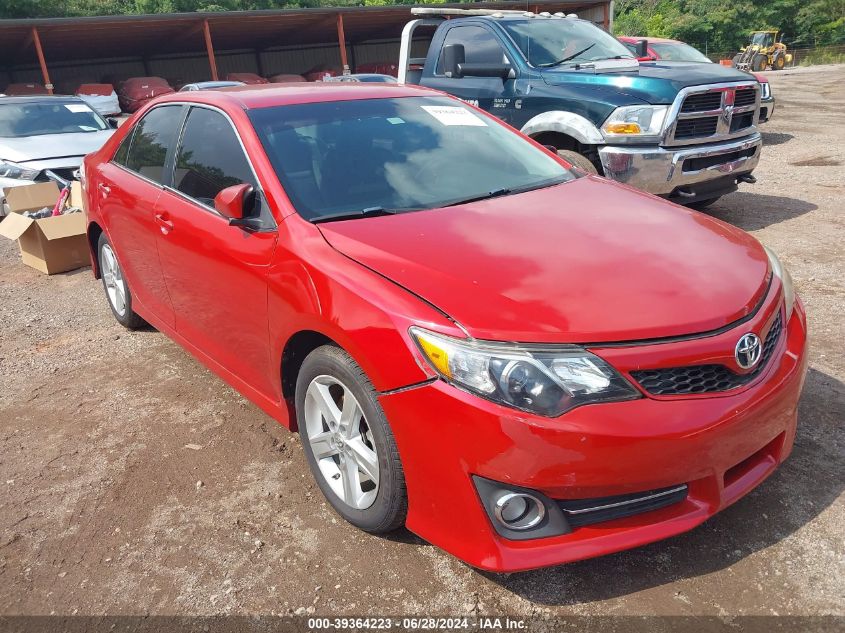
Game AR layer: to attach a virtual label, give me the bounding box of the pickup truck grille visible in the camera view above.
[665,83,760,146]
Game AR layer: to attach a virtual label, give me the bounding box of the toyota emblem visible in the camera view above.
[735,333,762,369]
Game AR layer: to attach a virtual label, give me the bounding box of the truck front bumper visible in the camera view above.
[598,133,762,203]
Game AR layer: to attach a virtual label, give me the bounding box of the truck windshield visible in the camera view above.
[0,101,107,138]
[502,19,634,67]
[248,96,573,222]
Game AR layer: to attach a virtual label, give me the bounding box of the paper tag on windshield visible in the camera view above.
[65,104,90,113]
[420,105,487,127]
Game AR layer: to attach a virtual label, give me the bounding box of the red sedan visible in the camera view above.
[81,84,807,572]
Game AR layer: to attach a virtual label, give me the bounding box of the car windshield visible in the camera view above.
[0,101,107,138]
[248,96,573,221]
[650,42,712,63]
[502,19,633,67]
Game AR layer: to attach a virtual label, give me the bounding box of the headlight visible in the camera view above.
[760,82,771,99]
[764,246,795,320]
[0,159,39,181]
[601,105,669,143]
[410,327,640,417]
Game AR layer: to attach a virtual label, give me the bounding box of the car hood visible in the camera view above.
[318,178,770,344]
[541,61,757,105]
[0,130,114,164]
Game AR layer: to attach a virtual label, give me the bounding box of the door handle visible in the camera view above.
[98,183,111,197]
[154,212,174,234]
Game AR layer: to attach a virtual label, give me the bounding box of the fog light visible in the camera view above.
[494,492,545,530]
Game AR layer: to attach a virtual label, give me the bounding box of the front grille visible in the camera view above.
[730,111,755,133]
[669,84,759,145]
[735,88,757,107]
[683,145,757,172]
[631,311,783,396]
[681,91,722,113]
[558,484,688,527]
[675,117,718,139]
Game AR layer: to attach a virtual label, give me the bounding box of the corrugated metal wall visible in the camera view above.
[7,38,418,87]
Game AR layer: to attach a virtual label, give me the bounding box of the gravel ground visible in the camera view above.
[0,64,842,621]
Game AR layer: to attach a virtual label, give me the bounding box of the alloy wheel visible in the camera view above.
[304,375,379,510]
[100,243,127,317]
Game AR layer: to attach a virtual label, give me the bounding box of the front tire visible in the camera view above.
[296,345,407,533]
[752,53,768,72]
[685,196,721,210]
[556,149,599,175]
[97,233,145,329]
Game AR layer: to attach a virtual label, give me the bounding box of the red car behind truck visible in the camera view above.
[81,83,807,572]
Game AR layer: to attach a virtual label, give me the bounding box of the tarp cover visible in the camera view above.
[118,77,174,113]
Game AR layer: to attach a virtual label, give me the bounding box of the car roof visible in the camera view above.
[0,94,85,104]
[154,82,434,110]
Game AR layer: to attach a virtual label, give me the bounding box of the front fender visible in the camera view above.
[520,110,605,145]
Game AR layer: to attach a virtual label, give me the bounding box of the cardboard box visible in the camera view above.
[0,182,89,275]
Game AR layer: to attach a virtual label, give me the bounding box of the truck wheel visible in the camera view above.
[97,233,145,329]
[752,53,768,72]
[557,150,598,176]
[773,54,785,70]
[732,54,742,67]
[296,345,407,534]
[686,196,721,210]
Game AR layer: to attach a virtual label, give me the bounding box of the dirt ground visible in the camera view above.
[0,64,843,620]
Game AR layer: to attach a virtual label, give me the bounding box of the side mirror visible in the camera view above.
[442,43,465,78]
[635,39,649,59]
[214,183,254,224]
[107,117,119,129]
[458,63,514,79]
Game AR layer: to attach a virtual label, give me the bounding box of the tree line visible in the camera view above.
[613,0,845,53]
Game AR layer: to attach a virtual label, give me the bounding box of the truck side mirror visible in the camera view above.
[443,43,466,78]
[457,63,514,80]
[635,39,649,58]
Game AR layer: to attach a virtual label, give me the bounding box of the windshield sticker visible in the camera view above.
[420,105,487,127]
[387,117,405,125]
[65,104,91,113]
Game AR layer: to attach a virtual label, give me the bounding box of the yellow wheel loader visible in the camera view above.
[732,30,792,72]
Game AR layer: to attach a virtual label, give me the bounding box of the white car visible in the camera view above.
[0,95,115,216]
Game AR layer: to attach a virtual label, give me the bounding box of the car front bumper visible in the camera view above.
[1,178,39,217]
[760,96,775,123]
[598,133,763,202]
[379,298,808,572]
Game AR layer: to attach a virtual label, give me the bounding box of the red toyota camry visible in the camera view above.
[81,83,808,572]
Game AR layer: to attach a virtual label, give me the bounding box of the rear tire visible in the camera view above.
[296,345,407,534]
[97,233,145,329]
[773,54,785,70]
[556,149,598,175]
[752,53,768,72]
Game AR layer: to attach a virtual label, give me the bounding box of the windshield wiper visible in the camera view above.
[538,43,597,68]
[441,188,513,208]
[311,206,405,224]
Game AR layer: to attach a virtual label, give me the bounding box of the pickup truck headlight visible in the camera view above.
[0,159,39,181]
[601,105,668,143]
[760,82,771,99]
[764,246,795,321]
[410,327,640,417]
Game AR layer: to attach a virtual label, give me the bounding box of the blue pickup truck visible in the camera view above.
[398,8,763,208]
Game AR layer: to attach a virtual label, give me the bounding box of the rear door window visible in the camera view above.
[173,106,257,208]
[124,105,183,184]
